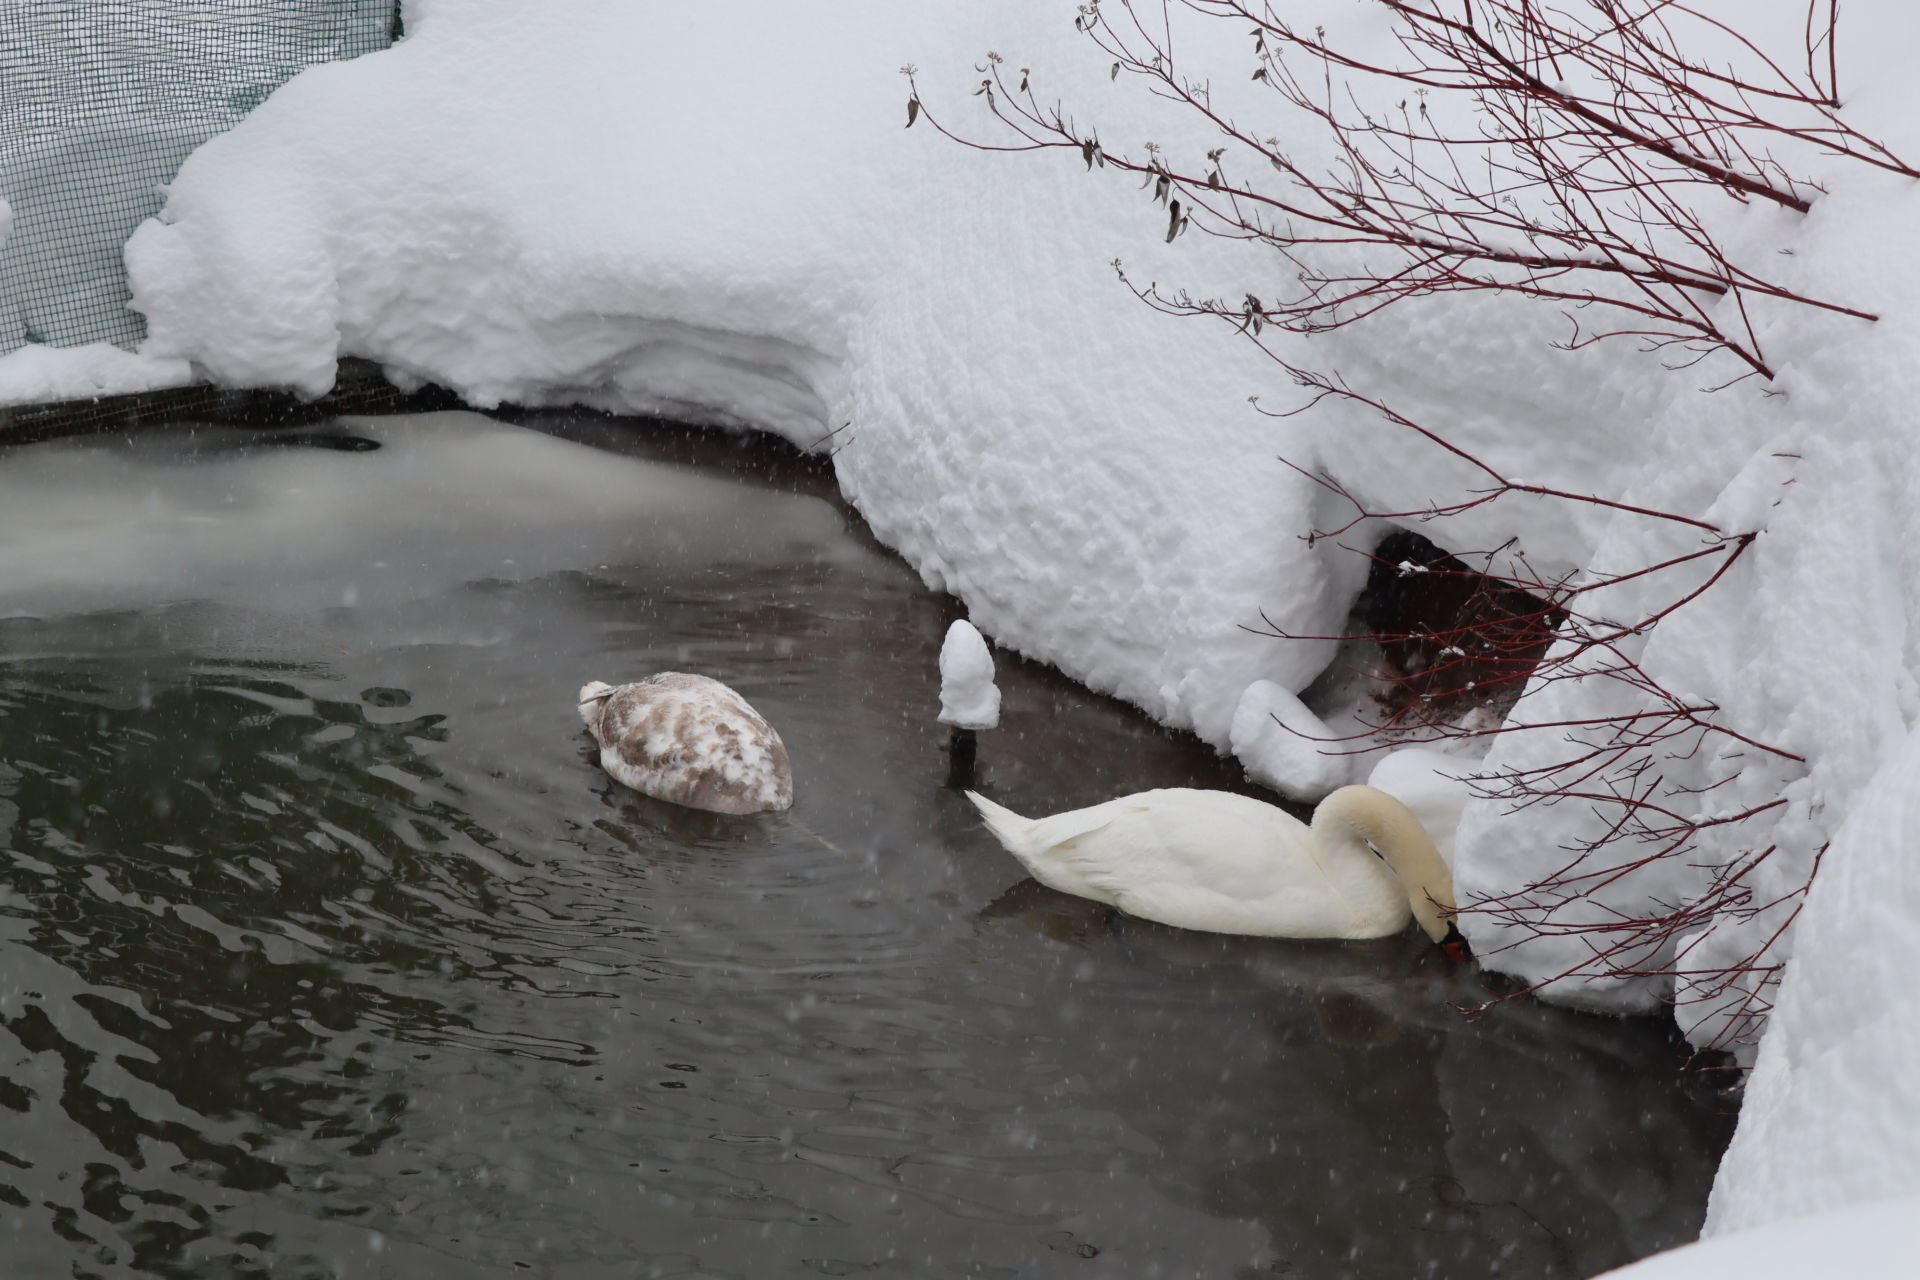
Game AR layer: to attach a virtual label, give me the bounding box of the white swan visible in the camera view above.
[579,673,793,814]
[965,785,1465,952]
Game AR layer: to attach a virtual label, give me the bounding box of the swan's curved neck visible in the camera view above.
[1312,786,1457,944]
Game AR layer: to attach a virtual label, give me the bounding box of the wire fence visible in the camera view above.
[0,1,399,356]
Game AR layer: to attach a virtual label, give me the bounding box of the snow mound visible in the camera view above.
[1705,721,1920,1234]
[0,342,192,408]
[1228,680,1354,802]
[1596,1193,1917,1278]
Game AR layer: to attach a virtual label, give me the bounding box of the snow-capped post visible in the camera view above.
[938,619,1001,788]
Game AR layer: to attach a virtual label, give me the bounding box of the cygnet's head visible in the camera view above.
[577,680,616,730]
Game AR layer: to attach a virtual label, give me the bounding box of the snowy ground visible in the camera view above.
[0,341,189,404]
[1595,1193,1920,1279]
[3,0,1918,1257]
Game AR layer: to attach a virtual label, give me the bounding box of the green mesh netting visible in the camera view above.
[0,1,399,355]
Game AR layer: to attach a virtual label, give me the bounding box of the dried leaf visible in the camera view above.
[906,98,920,128]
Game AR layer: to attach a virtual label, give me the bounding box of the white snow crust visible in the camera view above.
[0,342,192,407]
[1596,1193,1920,1278]
[73,0,1920,1240]
[937,619,1000,731]
[1702,721,1920,1234]
[1229,680,1354,803]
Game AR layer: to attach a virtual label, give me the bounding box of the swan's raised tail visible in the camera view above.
[965,790,1034,855]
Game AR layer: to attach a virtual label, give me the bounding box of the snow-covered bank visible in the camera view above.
[1598,1194,1920,1278]
[1703,722,1920,1233]
[0,342,192,406]
[88,0,1920,1244]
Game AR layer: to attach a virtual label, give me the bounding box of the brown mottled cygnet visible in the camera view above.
[577,673,793,814]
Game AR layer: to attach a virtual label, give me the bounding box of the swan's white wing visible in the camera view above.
[1013,791,1223,903]
[1093,800,1334,936]
[1005,800,1136,901]
[1025,804,1126,850]
[1047,790,1395,938]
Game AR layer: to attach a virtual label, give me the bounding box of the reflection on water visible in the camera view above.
[0,412,1731,1278]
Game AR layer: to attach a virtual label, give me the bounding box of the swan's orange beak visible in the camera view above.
[1439,921,1472,963]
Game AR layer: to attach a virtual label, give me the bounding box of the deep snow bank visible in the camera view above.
[0,341,191,405]
[108,0,1920,1238]
[1703,723,1920,1232]
[1598,1193,1919,1278]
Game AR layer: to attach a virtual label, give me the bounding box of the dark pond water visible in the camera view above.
[0,411,1732,1280]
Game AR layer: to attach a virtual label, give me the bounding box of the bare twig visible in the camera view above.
[909,0,1902,379]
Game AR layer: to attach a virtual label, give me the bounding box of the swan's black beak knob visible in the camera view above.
[1439,921,1473,963]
